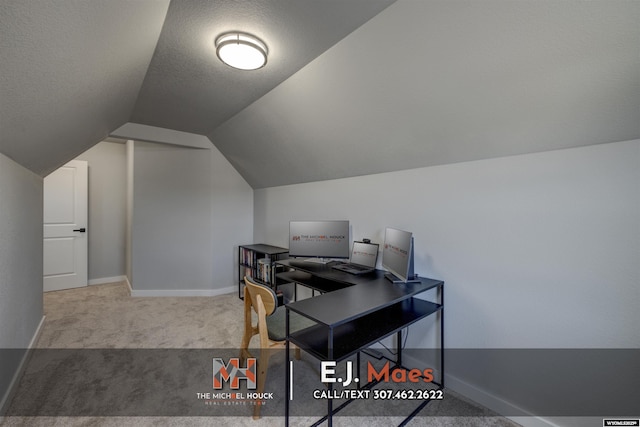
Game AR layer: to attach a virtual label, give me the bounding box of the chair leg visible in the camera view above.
[240,289,255,364]
[252,348,271,419]
[240,326,258,364]
[253,295,273,419]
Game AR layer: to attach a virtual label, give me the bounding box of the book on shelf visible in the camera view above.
[240,247,257,267]
[258,258,271,283]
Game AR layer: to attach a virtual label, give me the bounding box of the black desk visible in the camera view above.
[276,259,444,426]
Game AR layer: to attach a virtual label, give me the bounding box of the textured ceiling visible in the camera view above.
[0,0,170,176]
[130,0,397,135]
[209,0,640,188]
[1,0,639,187]
[0,0,395,176]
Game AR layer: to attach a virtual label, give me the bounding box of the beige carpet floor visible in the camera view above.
[2,281,520,427]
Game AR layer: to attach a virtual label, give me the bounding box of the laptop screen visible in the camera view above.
[350,241,379,268]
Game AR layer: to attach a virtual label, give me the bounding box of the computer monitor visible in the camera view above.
[382,227,420,283]
[289,220,350,261]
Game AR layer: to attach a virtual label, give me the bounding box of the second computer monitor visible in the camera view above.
[382,227,419,283]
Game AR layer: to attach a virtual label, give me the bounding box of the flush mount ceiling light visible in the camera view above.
[215,32,268,70]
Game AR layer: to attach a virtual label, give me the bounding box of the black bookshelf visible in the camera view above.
[238,244,288,299]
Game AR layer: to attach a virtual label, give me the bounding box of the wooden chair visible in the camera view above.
[240,276,311,419]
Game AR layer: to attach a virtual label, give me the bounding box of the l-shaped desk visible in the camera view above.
[275,259,444,426]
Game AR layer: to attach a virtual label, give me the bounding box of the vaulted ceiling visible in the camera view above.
[1,0,639,188]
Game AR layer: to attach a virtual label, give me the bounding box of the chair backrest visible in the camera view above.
[244,276,277,316]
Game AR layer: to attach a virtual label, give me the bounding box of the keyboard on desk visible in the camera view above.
[331,263,374,275]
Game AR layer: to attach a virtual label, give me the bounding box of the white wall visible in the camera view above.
[116,125,253,296]
[0,153,43,411]
[74,141,127,283]
[256,140,639,348]
[254,140,639,421]
[131,141,215,293]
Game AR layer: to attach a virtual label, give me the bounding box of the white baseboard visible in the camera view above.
[88,275,127,286]
[445,371,561,427]
[0,315,46,419]
[125,275,132,295]
[130,286,235,297]
[508,417,563,427]
[400,352,560,427]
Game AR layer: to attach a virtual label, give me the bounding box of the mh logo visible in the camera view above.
[213,358,257,389]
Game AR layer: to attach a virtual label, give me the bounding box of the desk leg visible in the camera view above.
[285,309,290,427]
[328,328,334,427]
[396,330,403,368]
[440,287,445,388]
[356,352,361,390]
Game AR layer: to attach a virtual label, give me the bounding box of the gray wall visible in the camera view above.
[74,141,127,282]
[0,153,43,411]
[131,141,214,292]
[120,125,253,295]
[254,139,640,421]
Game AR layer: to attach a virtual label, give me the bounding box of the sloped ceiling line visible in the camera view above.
[1,0,638,186]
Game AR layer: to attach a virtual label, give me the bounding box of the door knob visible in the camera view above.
[73,228,86,232]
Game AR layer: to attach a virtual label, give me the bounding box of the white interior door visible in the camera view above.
[43,160,88,292]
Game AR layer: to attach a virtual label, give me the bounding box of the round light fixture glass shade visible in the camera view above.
[215,32,268,70]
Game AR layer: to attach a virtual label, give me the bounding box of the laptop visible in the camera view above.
[332,241,379,275]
